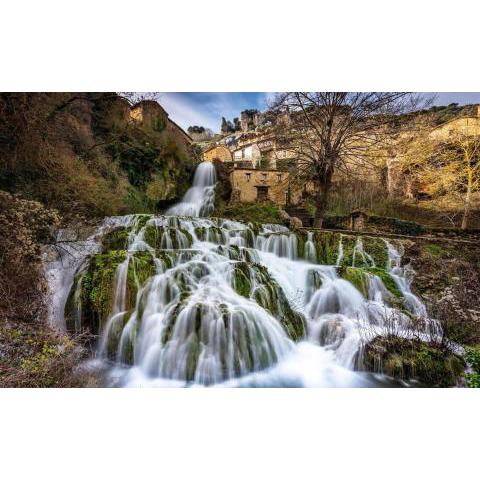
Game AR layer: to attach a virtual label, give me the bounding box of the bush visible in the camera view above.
[0,191,60,322]
[464,346,480,388]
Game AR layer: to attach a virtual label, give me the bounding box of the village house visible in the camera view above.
[203,144,232,163]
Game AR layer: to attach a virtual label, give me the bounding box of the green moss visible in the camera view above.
[231,262,252,298]
[101,228,130,252]
[127,251,156,307]
[72,250,155,336]
[367,267,402,298]
[213,201,285,225]
[144,225,192,249]
[309,231,345,265]
[361,236,389,268]
[337,265,403,302]
[422,243,452,259]
[362,336,466,387]
[78,250,127,334]
[338,266,369,297]
[464,346,480,388]
[134,214,152,232]
[250,263,306,341]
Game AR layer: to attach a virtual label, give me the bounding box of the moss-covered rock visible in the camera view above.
[249,263,306,341]
[367,267,402,298]
[144,225,192,250]
[361,336,465,387]
[77,250,127,334]
[309,231,345,265]
[101,227,130,252]
[361,236,389,269]
[231,262,252,298]
[337,265,403,301]
[66,250,156,335]
[338,266,370,298]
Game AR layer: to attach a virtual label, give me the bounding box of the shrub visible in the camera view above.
[464,346,480,388]
[0,191,61,323]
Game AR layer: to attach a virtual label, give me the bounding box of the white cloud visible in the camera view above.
[157,93,220,132]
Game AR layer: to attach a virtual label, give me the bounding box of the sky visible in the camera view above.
[158,92,480,133]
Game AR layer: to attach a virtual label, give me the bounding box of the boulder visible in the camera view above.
[289,216,303,229]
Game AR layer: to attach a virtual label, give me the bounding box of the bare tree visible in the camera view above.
[270,92,421,227]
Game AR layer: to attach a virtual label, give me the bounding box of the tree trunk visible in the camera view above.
[313,178,331,228]
[461,170,473,230]
[461,187,472,230]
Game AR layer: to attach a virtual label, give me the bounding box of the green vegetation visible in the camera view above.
[464,346,480,388]
[337,266,402,299]
[230,261,305,341]
[143,225,193,250]
[422,243,452,259]
[362,336,465,387]
[66,250,156,335]
[213,201,285,225]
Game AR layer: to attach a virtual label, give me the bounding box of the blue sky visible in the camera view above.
[158,92,480,133]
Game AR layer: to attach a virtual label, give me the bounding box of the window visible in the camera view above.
[246,173,251,182]
[277,174,282,182]
[256,186,269,201]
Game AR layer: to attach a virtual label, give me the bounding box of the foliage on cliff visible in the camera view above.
[0,93,195,219]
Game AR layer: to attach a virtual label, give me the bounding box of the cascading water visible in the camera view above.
[166,161,216,217]
[47,162,447,387]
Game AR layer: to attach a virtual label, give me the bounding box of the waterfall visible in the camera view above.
[46,161,447,387]
[166,161,217,217]
[304,231,317,262]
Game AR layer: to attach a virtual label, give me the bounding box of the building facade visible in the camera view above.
[203,145,233,163]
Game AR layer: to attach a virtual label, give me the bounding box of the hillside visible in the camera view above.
[0,93,196,219]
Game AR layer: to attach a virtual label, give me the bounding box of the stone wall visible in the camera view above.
[130,100,192,146]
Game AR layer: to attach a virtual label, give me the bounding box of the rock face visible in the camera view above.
[406,240,480,345]
[289,216,303,229]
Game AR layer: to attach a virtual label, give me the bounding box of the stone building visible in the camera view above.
[130,100,193,145]
[203,144,232,163]
[230,168,310,205]
[231,168,291,204]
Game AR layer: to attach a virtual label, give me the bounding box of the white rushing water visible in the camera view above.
[166,161,216,217]
[46,161,444,387]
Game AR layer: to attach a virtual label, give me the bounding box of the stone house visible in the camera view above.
[203,144,232,163]
[230,168,311,205]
